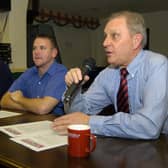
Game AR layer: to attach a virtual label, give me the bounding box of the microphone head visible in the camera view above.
[82,57,96,72]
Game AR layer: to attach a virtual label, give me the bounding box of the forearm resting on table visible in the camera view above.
[0,92,25,111]
[12,96,58,115]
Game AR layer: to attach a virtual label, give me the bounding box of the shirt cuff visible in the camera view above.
[89,115,106,135]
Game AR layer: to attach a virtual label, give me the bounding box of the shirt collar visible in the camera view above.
[46,61,58,76]
[33,61,58,77]
[127,49,145,78]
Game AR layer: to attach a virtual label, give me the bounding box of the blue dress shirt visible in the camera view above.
[9,61,67,115]
[69,50,168,139]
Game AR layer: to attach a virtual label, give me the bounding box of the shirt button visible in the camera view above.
[38,81,41,85]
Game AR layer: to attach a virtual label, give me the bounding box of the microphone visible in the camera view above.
[64,57,96,103]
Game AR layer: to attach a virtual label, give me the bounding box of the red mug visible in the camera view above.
[68,124,96,158]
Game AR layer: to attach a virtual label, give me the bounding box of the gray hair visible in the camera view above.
[107,11,147,48]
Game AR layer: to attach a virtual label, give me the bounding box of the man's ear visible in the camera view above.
[133,33,143,50]
[52,48,58,58]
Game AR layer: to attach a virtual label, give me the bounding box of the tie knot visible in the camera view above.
[120,68,128,78]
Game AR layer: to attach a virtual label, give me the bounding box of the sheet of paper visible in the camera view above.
[0,120,68,152]
[0,110,22,118]
[11,129,67,152]
[0,120,52,137]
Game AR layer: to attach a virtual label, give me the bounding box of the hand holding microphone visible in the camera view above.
[65,68,89,87]
[64,57,96,103]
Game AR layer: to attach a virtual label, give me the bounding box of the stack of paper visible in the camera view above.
[0,120,67,152]
[0,110,22,118]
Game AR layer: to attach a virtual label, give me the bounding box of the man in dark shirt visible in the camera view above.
[0,60,13,99]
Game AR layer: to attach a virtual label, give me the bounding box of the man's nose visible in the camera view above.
[103,36,111,47]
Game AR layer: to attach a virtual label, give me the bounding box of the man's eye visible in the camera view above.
[111,33,120,40]
[40,46,46,50]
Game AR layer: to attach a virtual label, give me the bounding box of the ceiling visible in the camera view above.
[38,0,168,19]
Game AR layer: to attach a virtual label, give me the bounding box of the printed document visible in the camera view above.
[0,110,22,118]
[0,120,67,152]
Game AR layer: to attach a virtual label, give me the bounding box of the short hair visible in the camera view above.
[107,11,147,48]
[33,34,58,48]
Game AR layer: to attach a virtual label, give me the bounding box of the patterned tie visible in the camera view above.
[117,68,129,113]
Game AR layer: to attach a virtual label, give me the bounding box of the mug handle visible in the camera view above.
[85,134,96,153]
[90,134,96,152]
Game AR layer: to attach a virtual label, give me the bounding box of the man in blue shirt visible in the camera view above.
[1,34,67,115]
[52,11,168,139]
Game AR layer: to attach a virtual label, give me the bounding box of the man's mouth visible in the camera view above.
[105,51,113,56]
